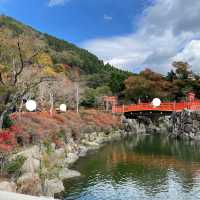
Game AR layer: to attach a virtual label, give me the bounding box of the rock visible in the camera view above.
[44,178,64,197]
[121,115,129,123]
[184,124,192,133]
[89,132,97,141]
[17,173,42,196]
[96,136,107,144]
[64,153,79,165]
[21,157,40,174]
[54,148,65,158]
[14,146,40,160]
[82,141,100,149]
[59,168,81,180]
[83,134,89,141]
[65,144,73,153]
[17,173,39,185]
[97,132,105,138]
[185,117,193,124]
[171,110,200,140]
[196,112,200,120]
[78,145,88,157]
[193,120,199,129]
[11,145,41,175]
[108,131,121,141]
[138,123,146,134]
[51,143,56,150]
[0,181,16,192]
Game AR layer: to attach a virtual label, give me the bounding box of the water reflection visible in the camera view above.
[60,135,200,200]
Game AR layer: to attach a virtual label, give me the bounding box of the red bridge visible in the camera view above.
[112,101,200,114]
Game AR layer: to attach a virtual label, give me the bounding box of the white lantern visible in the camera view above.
[152,98,161,107]
[26,100,37,111]
[60,104,67,112]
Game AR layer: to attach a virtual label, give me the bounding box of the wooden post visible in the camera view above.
[76,82,79,113]
[49,93,54,117]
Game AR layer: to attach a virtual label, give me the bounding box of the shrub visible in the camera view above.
[4,155,26,176]
[43,139,53,155]
[0,131,16,152]
[3,115,14,129]
[57,129,66,140]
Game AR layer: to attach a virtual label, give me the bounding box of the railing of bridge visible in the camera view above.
[112,101,200,113]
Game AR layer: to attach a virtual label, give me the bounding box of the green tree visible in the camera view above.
[81,86,112,108]
[172,61,191,80]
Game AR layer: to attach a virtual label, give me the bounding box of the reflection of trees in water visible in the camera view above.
[62,135,200,199]
[127,134,200,162]
[104,136,200,195]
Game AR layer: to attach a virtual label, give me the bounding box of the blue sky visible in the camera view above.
[1,0,200,73]
[0,0,150,43]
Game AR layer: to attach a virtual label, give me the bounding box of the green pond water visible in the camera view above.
[60,134,200,200]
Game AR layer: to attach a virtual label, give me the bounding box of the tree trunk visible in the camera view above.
[0,111,6,131]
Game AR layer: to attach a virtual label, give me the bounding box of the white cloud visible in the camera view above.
[173,40,200,73]
[82,0,200,74]
[104,14,112,21]
[48,0,70,7]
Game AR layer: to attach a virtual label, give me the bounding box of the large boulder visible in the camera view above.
[0,181,16,192]
[21,157,40,174]
[64,153,79,165]
[78,145,88,157]
[54,148,65,158]
[44,178,64,197]
[59,168,81,180]
[14,146,40,160]
[12,146,41,174]
[17,173,42,196]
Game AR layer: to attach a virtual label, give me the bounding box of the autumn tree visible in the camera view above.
[124,76,155,103]
[172,61,191,80]
[0,40,52,129]
[124,69,171,103]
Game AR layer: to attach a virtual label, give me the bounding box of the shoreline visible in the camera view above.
[0,128,128,198]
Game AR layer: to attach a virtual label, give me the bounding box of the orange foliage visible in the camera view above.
[8,110,121,148]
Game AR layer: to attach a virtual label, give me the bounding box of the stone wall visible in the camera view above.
[122,115,172,135]
[171,110,200,140]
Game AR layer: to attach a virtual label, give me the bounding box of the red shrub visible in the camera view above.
[0,131,16,152]
[9,125,22,135]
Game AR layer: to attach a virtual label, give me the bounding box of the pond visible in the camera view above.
[60,134,200,200]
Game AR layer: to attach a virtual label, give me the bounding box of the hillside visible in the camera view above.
[0,15,132,94]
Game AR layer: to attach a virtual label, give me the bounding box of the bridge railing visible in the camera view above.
[112,101,200,113]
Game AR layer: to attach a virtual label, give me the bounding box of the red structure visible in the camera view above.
[112,98,200,114]
[103,96,118,111]
[188,92,196,102]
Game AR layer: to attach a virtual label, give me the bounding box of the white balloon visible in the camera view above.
[60,104,67,112]
[26,100,37,111]
[152,98,161,107]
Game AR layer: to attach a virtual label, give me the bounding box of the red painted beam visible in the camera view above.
[112,101,200,113]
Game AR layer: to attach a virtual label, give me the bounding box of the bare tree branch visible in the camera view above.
[13,41,24,85]
[0,73,5,85]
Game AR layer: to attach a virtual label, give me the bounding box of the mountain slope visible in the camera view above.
[0,15,132,87]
